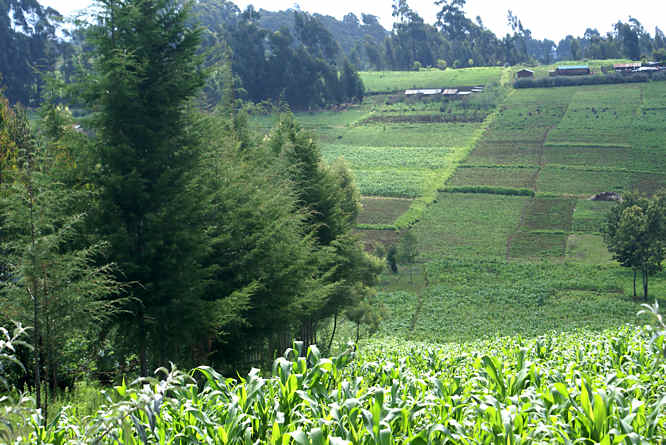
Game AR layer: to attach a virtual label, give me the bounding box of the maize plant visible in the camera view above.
[2,325,666,444]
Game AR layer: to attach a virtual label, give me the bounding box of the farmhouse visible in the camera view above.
[555,65,590,76]
[516,68,534,78]
[405,89,442,96]
[614,63,641,72]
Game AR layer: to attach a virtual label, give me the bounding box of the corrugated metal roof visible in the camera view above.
[405,89,442,95]
[557,65,589,70]
[442,89,458,95]
[614,63,641,68]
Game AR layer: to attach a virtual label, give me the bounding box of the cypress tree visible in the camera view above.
[83,0,206,375]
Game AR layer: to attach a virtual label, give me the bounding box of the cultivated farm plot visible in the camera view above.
[358,197,413,225]
[412,192,527,260]
[542,144,666,172]
[465,141,542,166]
[355,228,399,251]
[508,230,568,259]
[447,166,538,189]
[379,259,644,342]
[547,84,642,145]
[537,166,666,196]
[360,67,505,93]
[317,122,480,147]
[250,108,369,130]
[352,168,442,197]
[321,144,451,170]
[566,234,614,264]
[522,197,575,231]
[572,199,614,233]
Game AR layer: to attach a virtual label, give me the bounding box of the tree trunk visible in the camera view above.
[633,269,637,298]
[27,170,41,420]
[31,286,41,417]
[355,321,360,346]
[327,312,338,353]
[138,306,147,377]
[643,267,648,301]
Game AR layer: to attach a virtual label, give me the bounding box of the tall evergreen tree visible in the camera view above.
[82,0,207,375]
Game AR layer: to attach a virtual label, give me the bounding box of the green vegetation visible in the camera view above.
[360,67,505,93]
[358,198,413,226]
[412,193,527,260]
[573,200,614,233]
[447,166,538,189]
[4,321,666,443]
[3,0,666,440]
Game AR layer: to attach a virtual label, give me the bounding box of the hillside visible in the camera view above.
[253,65,666,346]
[4,62,666,443]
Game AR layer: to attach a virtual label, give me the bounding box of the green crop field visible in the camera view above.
[412,192,527,260]
[522,197,575,231]
[360,67,505,93]
[447,166,538,189]
[572,199,615,233]
[317,122,480,147]
[566,233,615,264]
[359,197,413,225]
[465,141,542,165]
[321,145,452,170]
[537,166,666,196]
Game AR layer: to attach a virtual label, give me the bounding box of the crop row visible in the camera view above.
[7,323,665,444]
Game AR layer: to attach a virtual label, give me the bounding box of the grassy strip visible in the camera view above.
[514,72,665,89]
[458,164,537,169]
[544,164,666,175]
[438,185,535,197]
[356,224,398,231]
[544,142,632,149]
[394,108,501,228]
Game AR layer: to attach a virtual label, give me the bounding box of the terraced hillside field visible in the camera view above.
[253,70,666,347]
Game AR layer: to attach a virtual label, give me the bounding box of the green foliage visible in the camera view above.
[603,193,666,299]
[360,67,505,93]
[82,0,211,374]
[413,193,528,260]
[0,98,122,416]
[5,324,666,443]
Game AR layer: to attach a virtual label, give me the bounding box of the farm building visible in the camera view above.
[555,65,590,76]
[442,89,458,96]
[614,63,641,72]
[405,89,442,96]
[516,69,534,78]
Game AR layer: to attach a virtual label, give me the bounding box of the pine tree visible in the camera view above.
[0,97,120,421]
[82,0,207,375]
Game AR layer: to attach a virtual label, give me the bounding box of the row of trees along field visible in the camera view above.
[0,0,382,419]
[380,0,666,70]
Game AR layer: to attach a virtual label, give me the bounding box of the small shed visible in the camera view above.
[555,65,590,76]
[614,63,640,72]
[516,68,534,78]
[405,89,442,96]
